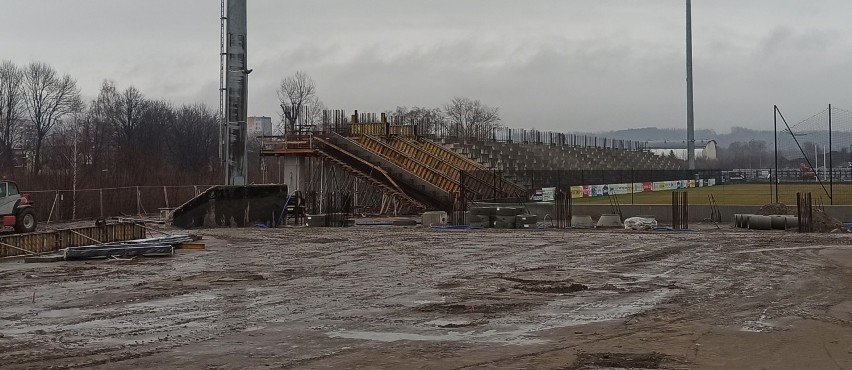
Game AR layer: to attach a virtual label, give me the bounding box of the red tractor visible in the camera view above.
[800,163,816,180]
[0,181,36,233]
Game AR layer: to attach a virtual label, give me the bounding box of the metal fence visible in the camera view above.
[289,109,647,151]
[775,105,852,205]
[27,185,214,223]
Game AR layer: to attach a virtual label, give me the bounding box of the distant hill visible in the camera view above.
[587,127,776,148]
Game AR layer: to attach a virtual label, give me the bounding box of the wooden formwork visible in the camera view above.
[0,223,146,258]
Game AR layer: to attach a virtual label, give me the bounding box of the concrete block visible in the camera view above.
[493,220,515,229]
[571,215,595,228]
[305,215,326,227]
[495,215,517,224]
[421,211,448,227]
[596,214,623,228]
[469,215,490,223]
[391,218,417,226]
[515,214,538,224]
[496,207,523,216]
[471,207,497,216]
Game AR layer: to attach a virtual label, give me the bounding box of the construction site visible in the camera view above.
[3,1,852,369]
[3,88,852,369]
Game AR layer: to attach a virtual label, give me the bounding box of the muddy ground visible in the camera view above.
[1,225,852,369]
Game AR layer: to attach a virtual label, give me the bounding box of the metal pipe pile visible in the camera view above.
[64,235,195,260]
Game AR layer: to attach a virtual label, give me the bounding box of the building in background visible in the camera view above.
[247,116,273,137]
[646,140,717,161]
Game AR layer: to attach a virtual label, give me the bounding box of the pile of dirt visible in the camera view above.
[811,209,846,233]
[759,203,792,215]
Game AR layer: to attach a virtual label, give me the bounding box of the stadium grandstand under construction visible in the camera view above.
[258,110,686,219]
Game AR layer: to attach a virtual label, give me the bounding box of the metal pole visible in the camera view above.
[686,0,696,170]
[829,104,833,204]
[774,105,779,203]
[224,0,249,185]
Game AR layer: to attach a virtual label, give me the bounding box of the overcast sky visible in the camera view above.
[3,0,852,134]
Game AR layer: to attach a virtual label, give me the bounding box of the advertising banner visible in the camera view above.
[542,187,556,202]
[611,183,631,195]
[571,187,583,199]
[643,182,653,192]
[531,189,543,201]
[582,186,591,197]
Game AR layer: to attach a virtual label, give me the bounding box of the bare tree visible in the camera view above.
[87,80,120,172]
[387,106,444,135]
[0,61,23,170]
[442,97,501,139]
[22,62,81,174]
[167,104,218,178]
[277,71,316,133]
[111,85,146,153]
[303,95,326,128]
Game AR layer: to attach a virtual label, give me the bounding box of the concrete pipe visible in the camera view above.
[784,216,799,230]
[596,214,623,228]
[740,214,755,229]
[748,215,772,230]
[770,215,786,230]
[735,214,750,228]
[571,215,596,228]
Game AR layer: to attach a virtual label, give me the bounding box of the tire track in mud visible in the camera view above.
[4,227,852,368]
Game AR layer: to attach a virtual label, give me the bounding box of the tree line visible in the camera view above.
[276,71,503,139]
[0,61,220,190]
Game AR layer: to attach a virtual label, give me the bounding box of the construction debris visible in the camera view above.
[811,209,846,233]
[624,217,658,231]
[26,235,198,262]
[758,203,791,216]
[65,244,174,260]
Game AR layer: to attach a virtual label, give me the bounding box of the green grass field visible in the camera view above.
[571,184,847,205]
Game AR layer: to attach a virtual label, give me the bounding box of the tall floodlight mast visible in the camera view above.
[686,0,696,170]
[221,0,249,185]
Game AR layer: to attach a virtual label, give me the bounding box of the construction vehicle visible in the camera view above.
[0,181,36,233]
[800,163,816,180]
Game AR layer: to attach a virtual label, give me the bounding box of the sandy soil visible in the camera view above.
[1,225,852,369]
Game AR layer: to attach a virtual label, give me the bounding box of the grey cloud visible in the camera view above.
[4,0,852,134]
